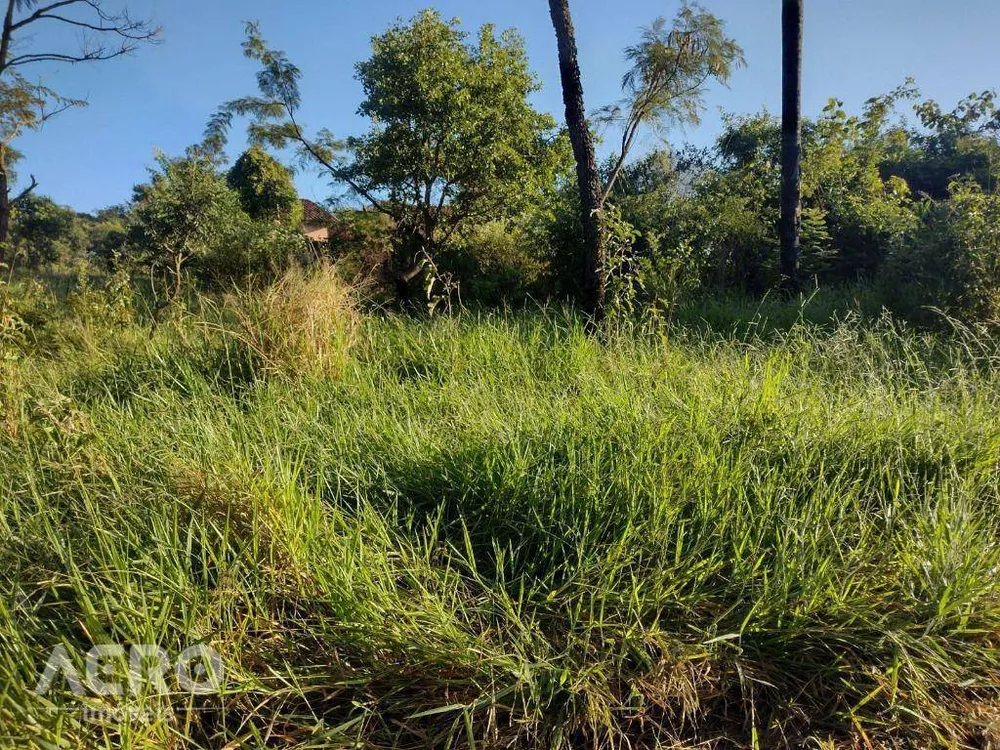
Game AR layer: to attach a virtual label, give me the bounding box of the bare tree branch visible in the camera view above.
[10,172,36,203]
[7,47,134,67]
[0,0,159,74]
[0,0,157,248]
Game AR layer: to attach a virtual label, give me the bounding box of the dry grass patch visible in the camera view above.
[224,264,360,378]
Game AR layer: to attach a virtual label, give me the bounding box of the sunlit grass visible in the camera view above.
[2,278,1000,748]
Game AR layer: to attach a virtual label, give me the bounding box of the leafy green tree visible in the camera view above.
[0,74,79,266]
[207,12,564,300]
[599,2,744,202]
[0,1,157,265]
[227,146,303,226]
[86,206,129,267]
[884,90,1000,198]
[129,154,307,300]
[350,12,560,258]
[803,96,917,279]
[10,194,86,268]
[128,154,245,301]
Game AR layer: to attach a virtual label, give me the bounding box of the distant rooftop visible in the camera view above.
[301,199,333,227]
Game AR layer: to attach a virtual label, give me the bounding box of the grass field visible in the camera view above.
[2,272,1000,748]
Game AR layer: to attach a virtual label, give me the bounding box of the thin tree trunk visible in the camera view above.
[779,0,803,293]
[173,253,184,302]
[0,2,15,269]
[547,0,606,325]
[0,159,10,268]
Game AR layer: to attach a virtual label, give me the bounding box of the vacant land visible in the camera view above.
[2,276,1000,749]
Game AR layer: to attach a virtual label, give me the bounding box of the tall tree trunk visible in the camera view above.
[547,0,606,325]
[0,159,10,269]
[779,0,803,293]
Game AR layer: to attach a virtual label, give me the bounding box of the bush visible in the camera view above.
[442,221,547,305]
[226,146,303,227]
[887,180,1000,324]
[10,195,88,269]
[195,219,309,290]
[223,264,359,377]
[128,153,309,297]
[327,209,396,293]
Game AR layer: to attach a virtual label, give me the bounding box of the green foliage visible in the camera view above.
[196,221,308,290]
[348,10,566,255]
[0,269,27,362]
[224,264,358,377]
[442,220,548,305]
[10,195,87,268]
[86,217,129,267]
[128,153,306,298]
[525,182,587,300]
[65,264,135,328]
[208,12,567,294]
[3,288,1000,747]
[226,146,303,226]
[600,204,642,319]
[326,209,395,292]
[615,95,920,297]
[598,2,745,199]
[888,180,1000,324]
[885,89,1000,198]
[128,153,246,298]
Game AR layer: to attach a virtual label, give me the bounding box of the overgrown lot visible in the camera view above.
[2,274,1000,749]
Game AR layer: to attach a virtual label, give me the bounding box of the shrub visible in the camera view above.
[127,154,247,300]
[64,264,135,328]
[887,180,1000,324]
[442,221,547,305]
[223,264,359,378]
[10,195,88,269]
[128,153,309,296]
[226,146,303,227]
[327,209,396,293]
[195,219,309,289]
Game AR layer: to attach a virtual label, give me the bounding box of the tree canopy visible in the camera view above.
[227,146,303,227]
[206,11,568,282]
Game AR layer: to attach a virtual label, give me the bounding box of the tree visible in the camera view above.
[547,0,742,324]
[10,193,85,267]
[0,1,158,266]
[128,154,244,302]
[547,0,606,323]
[779,0,803,292]
[227,146,303,226]
[207,12,562,301]
[885,90,1000,199]
[599,3,744,202]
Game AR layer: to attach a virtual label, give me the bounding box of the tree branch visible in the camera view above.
[11,174,37,204]
[16,12,152,38]
[10,0,89,32]
[0,0,159,75]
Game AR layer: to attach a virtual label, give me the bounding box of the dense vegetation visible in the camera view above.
[2,273,1000,748]
[14,78,1000,326]
[3,2,1000,749]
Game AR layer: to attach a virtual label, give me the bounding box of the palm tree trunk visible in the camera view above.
[547,0,606,325]
[780,0,803,293]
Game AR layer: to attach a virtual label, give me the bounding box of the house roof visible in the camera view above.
[301,199,334,227]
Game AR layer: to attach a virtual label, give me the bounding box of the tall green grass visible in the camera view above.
[2,275,1000,748]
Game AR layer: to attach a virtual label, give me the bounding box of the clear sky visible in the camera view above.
[16,0,1000,213]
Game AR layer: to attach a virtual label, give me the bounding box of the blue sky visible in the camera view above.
[16,0,1000,213]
